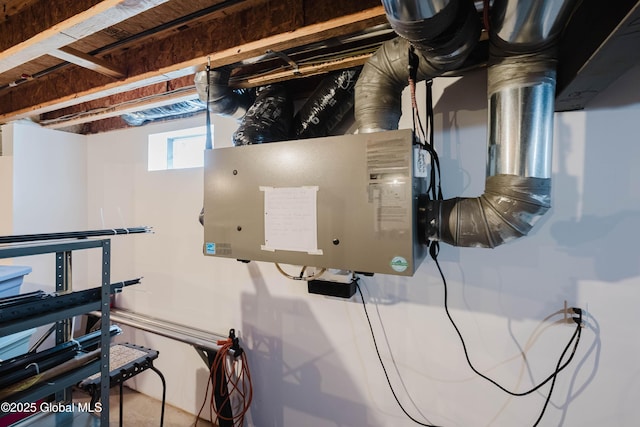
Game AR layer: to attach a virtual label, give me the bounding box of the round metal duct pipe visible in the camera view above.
[355,0,580,248]
[355,0,480,133]
[194,68,253,120]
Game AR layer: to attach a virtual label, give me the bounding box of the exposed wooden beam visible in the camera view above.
[40,53,371,129]
[42,87,197,129]
[0,0,169,74]
[202,5,385,69]
[0,0,42,23]
[49,46,125,79]
[39,75,198,128]
[0,1,386,123]
[232,53,372,88]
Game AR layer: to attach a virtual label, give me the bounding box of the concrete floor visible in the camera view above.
[6,387,216,427]
[73,386,216,427]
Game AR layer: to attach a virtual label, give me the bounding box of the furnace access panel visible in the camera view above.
[203,129,427,276]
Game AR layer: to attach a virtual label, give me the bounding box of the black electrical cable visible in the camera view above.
[422,103,583,423]
[424,80,442,201]
[355,282,441,427]
[356,267,583,427]
[432,245,583,396]
[406,51,441,203]
[430,245,583,425]
[412,45,584,422]
[403,47,583,425]
[420,69,583,420]
[531,314,582,427]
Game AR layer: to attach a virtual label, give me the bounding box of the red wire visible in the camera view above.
[408,77,418,110]
[196,338,253,426]
[483,0,491,33]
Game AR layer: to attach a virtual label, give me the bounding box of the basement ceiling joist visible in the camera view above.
[0,0,386,127]
[1,0,639,134]
[39,23,396,131]
[0,0,170,74]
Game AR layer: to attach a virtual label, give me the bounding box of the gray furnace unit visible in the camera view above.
[203,129,428,276]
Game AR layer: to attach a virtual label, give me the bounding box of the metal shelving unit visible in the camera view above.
[0,238,113,426]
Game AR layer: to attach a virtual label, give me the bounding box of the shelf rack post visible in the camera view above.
[54,250,73,403]
[100,240,111,426]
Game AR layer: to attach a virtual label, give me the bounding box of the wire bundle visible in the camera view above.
[353,46,586,426]
[197,331,253,426]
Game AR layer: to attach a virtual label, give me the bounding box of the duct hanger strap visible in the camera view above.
[266,49,300,75]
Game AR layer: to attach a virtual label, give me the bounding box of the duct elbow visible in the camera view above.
[195,69,252,119]
[354,38,415,133]
[422,175,551,248]
[382,0,480,69]
[355,0,480,133]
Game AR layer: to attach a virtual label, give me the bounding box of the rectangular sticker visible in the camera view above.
[205,242,216,255]
[260,186,323,255]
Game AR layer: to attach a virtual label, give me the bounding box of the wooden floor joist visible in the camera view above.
[49,46,126,79]
[41,87,198,129]
[0,0,170,74]
[0,1,386,124]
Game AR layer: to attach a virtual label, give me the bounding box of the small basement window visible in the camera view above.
[147,125,212,171]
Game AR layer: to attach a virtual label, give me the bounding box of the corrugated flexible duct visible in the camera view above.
[355,0,578,248]
[355,0,480,132]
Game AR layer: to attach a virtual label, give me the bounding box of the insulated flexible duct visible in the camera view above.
[122,68,255,127]
[232,84,293,146]
[357,0,578,248]
[122,100,206,126]
[294,68,361,139]
[198,80,288,225]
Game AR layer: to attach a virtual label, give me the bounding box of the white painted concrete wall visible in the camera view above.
[1,122,89,287]
[3,62,639,426]
[86,65,640,426]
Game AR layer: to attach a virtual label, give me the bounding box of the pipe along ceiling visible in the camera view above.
[196,0,580,249]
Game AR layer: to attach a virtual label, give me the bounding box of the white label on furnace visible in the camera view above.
[260,186,322,255]
[414,146,429,178]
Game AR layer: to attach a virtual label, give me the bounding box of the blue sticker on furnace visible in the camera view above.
[205,242,216,255]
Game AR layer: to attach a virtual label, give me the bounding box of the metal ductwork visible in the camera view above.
[355,0,480,132]
[121,100,206,126]
[356,0,578,248]
[194,68,254,120]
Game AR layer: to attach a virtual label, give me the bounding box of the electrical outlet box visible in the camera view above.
[203,129,427,276]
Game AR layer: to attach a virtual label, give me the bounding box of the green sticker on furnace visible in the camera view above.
[390,256,408,272]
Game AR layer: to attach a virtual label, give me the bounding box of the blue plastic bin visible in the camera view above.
[0,329,35,360]
[0,265,32,297]
[0,265,34,360]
